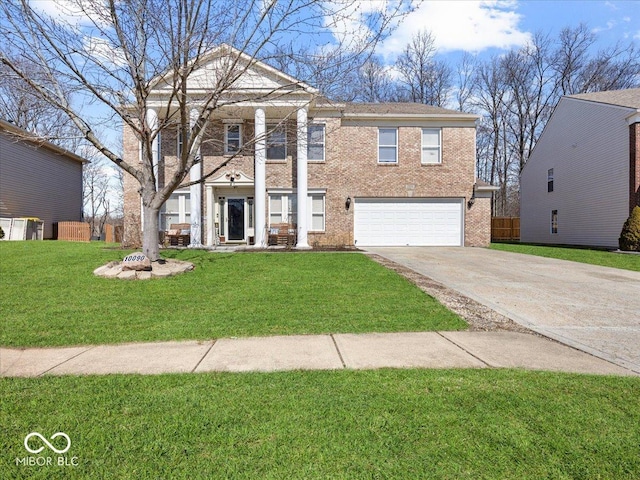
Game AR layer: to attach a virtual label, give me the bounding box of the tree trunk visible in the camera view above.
[142,203,161,261]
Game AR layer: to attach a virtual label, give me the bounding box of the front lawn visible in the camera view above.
[491,242,640,272]
[0,242,465,347]
[2,369,639,479]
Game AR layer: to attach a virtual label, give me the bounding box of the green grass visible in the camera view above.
[490,242,640,272]
[0,242,465,347]
[2,369,639,479]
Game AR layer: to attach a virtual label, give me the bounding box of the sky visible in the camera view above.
[378,0,640,61]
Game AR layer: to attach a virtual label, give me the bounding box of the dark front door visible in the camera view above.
[227,198,245,241]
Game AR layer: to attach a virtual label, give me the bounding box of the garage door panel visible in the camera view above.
[354,198,463,246]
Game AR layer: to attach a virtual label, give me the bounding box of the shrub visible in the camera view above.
[618,205,640,252]
[0,225,4,239]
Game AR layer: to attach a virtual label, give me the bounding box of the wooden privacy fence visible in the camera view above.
[56,222,91,242]
[491,217,520,241]
[104,224,123,243]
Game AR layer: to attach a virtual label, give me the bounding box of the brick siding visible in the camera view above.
[123,113,491,247]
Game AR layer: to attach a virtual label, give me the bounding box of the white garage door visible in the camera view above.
[354,198,464,246]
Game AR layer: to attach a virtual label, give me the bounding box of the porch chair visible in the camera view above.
[267,223,297,247]
[165,223,191,246]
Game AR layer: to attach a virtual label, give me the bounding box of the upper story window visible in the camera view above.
[225,124,242,154]
[547,168,554,192]
[267,123,287,160]
[421,128,441,164]
[307,124,325,162]
[378,128,397,164]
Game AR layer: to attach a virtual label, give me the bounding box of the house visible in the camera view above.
[520,89,640,248]
[123,46,494,248]
[0,119,86,239]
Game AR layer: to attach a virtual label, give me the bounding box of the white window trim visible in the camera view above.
[266,123,287,160]
[224,124,242,154]
[378,127,398,164]
[161,190,191,230]
[421,128,442,164]
[308,193,325,232]
[307,123,325,162]
[267,190,326,232]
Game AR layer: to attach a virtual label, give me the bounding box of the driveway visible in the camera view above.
[364,247,640,374]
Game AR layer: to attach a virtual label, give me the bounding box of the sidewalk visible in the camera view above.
[1,331,636,377]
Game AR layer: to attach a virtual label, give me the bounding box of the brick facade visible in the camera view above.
[123,110,492,248]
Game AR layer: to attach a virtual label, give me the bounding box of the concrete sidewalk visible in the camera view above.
[1,331,636,377]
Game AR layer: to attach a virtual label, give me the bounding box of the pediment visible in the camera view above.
[150,44,316,97]
[210,169,253,186]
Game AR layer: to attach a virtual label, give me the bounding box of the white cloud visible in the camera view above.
[83,36,128,68]
[29,0,110,28]
[378,0,531,58]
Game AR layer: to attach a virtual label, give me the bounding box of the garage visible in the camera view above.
[354,198,464,246]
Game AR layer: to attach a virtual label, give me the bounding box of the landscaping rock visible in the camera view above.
[93,258,194,280]
[121,252,152,271]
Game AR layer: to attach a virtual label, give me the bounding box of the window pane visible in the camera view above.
[308,145,324,161]
[267,145,286,160]
[422,147,440,164]
[310,125,324,142]
[267,124,286,160]
[422,129,439,146]
[379,146,397,162]
[165,196,179,212]
[311,195,323,213]
[379,128,397,146]
[311,214,324,231]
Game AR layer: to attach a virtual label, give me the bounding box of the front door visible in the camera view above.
[227,198,245,241]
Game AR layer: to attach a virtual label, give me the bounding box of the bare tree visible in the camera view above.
[1,0,407,260]
[356,56,394,102]
[0,56,79,147]
[83,158,111,238]
[454,52,476,112]
[395,30,452,106]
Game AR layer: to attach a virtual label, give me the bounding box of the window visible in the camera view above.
[269,195,284,225]
[268,192,325,231]
[421,128,441,164]
[378,128,397,163]
[161,191,190,230]
[267,123,286,160]
[307,124,325,161]
[309,194,325,231]
[547,168,554,192]
[225,124,242,154]
[551,210,558,234]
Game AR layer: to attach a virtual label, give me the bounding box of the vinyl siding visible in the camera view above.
[0,134,83,239]
[521,97,632,248]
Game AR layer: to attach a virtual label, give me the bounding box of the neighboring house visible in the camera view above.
[520,89,640,248]
[123,46,494,248]
[0,119,86,239]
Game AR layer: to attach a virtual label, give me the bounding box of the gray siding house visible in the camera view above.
[0,119,86,239]
[520,89,640,248]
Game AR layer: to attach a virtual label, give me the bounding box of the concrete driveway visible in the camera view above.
[364,247,640,374]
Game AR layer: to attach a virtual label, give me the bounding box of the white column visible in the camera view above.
[254,107,267,247]
[189,108,203,247]
[296,107,310,248]
[205,185,213,246]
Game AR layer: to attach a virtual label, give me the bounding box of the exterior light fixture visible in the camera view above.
[345,196,352,210]
[467,193,476,209]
